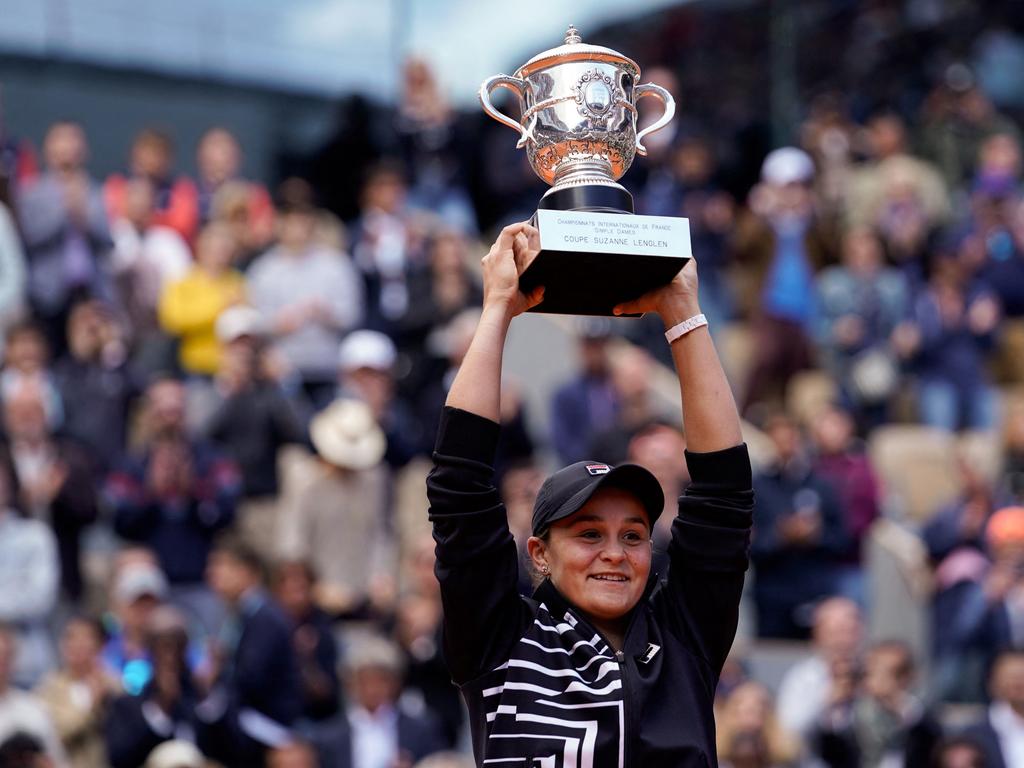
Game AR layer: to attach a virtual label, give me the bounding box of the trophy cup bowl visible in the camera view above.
[479,25,690,315]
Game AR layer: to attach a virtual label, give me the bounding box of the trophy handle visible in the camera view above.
[634,83,676,157]
[480,75,528,145]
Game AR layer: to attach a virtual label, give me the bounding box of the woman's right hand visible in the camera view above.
[481,222,545,318]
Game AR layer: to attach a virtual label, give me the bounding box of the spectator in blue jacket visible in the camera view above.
[752,412,851,639]
[199,536,301,768]
[903,251,1001,431]
[106,377,240,633]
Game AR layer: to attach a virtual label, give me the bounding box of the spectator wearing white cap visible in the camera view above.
[100,556,174,696]
[733,146,839,414]
[337,330,422,467]
[278,399,394,619]
[204,306,306,562]
[247,183,364,410]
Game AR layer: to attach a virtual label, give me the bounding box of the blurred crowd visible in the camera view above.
[3,1,1024,766]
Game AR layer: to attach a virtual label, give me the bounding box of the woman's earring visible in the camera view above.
[540,565,550,576]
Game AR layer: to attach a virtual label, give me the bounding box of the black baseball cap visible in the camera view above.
[531,460,665,536]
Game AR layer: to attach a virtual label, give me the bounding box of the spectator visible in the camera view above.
[734,147,837,413]
[316,634,446,768]
[351,163,426,333]
[3,377,98,601]
[279,399,393,619]
[337,329,422,468]
[247,180,363,408]
[777,597,863,737]
[271,560,340,723]
[637,134,736,333]
[0,445,60,688]
[106,376,241,631]
[0,180,26,357]
[588,345,671,466]
[981,197,1024,321]
[938,507,1024,698]
[814,640,943,768]
[15,122,113,355]
[100,557,172,695]
[104,607,201,768]
[751,413,851,637]
[395,229,482,396]
[626,422,690,572]
[814,228,909,427]
[0,627,66,767]
[904,250,1000,431]
[158,222,245,377]
[104,129,199,242]
[549,319,620,465]
[1,322,63,431]
[845,110,951,232]
[715,681,801,768]
[810,403,882,602]
[34,616,118,768]
[395,58,477,234]
[51,300,139,474]
[960,649,1024,768]
[921,71,1019,190]
[195,127,274,252]
[204,306,305,560]
[394,533,461,747]
[107,176,191,358]
[200,536,301,768]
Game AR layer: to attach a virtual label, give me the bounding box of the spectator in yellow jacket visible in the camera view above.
[158,222,244,375]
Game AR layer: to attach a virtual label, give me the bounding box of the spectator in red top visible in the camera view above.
[810,403,881,605]
[104,129,199,242]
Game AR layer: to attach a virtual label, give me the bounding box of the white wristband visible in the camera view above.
[664,313,708,344]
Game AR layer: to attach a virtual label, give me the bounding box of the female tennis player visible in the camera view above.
[427,222,753,767]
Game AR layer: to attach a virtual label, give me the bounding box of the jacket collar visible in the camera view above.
[531,572,660,653]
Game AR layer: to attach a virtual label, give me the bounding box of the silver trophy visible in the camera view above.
[480,25,690,316]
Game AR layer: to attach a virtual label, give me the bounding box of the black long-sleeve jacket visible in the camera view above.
[427,406,754,767]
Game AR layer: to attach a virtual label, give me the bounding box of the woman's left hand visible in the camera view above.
[612,258,700,327]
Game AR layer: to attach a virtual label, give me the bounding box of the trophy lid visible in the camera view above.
[516,24,640,79]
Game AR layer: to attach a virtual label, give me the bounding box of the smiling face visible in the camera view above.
[528,487,651,636]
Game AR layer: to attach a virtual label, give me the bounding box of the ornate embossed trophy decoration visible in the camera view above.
[480,25,692,316]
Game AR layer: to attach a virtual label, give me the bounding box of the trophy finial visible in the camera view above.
[564,24,582,45]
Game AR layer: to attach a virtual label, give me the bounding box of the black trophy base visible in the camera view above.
[520,184,689,317]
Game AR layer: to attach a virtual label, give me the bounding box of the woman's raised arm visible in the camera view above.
[613,258,743,453]
[444,222,545,421]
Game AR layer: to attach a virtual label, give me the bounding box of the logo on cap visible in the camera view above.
[586,464,611,475]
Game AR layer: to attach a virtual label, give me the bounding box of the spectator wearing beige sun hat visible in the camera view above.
[278,398,395,619]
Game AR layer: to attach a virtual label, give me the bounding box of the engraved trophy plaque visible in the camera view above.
[480,24,691,316]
